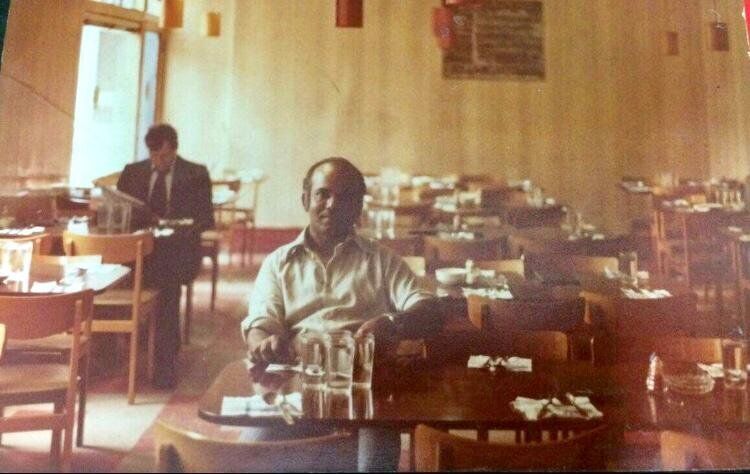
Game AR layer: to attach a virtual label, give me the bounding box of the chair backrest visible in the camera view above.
[32,255,103,266]
[402,255,426,277]
[153,421,357,473]
[512,330,569,362]
[1,233,54,256]
[476,259,525,277]
[616,292,698,337]
[63,230,154,264]
[0,290,93,341]
[505,205,566,228]
[376,235,422,257]
[467,295,586,333]
[424,236,502,271]
[525,253,618,279]
[414,424,609,471]
[660,430,749,470]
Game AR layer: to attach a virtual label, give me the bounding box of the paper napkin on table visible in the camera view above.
[698,363,724,379]
[467,355,532,372]
[265,363,302,373]
[221,393,302,417]
[501,356,532,372]
[621,288,672,299]
[510,394,603,421]
[30,281,62,293]
[462,287,513,300]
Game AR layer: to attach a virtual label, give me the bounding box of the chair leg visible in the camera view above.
[128,328,139,405]
[61,403,74,473]
[210,253,218,312]
[0,405,4,445]
[183,283,193,345]
[76,353,90,447]
[51,400,63,466]
[247,225,257,268]
[147,312,156,383]
[240,224,248,268]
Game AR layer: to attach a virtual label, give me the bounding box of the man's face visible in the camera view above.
[304,163,363,244]
[148,141,177,172]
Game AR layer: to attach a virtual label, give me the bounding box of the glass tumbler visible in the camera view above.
[327,330,355,393]
[353,333,375,389]
[300,332,331,390]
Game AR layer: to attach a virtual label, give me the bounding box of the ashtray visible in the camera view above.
[663,361,715,396]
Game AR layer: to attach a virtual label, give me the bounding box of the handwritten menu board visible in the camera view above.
[443,0,545,81]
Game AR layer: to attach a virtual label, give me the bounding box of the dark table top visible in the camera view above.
[198,359,750,432]
[507,226,631,257]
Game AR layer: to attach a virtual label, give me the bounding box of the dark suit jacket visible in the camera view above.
[117,156,215,284]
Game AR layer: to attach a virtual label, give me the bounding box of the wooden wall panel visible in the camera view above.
[155,0,750,230]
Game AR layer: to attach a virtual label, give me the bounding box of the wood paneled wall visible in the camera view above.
[162,0,749,229]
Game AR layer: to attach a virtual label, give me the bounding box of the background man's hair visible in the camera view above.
[302,157,366,198]
[145,123,179,150]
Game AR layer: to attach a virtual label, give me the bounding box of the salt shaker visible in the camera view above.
[646,352,663,393]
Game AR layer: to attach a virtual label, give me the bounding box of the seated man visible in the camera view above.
[117,123,214,387]
[241,157,444,471]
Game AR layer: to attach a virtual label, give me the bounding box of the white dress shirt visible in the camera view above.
[242,229,434,340]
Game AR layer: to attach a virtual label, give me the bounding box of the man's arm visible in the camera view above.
[192,165,215,232]
[246,326,294,364]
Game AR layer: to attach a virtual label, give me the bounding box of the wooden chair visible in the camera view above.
[153,421,357,472]
[374,234,422,257]
[0,290,93,472]
[525,253,618,279]
[660,430,749,470]
[423,235,503,271]
[1,232,55,256]
[402,255,426,277]
[511,330,570,362]
[0,323,5,362]
[214,176,264,267]
[181,232,220,345]
[6,255,102,446]
[413,423,610,471]
[63,230,158,404]
[468,295,586,334]
[475,258,525,277]
[505,205,566,228]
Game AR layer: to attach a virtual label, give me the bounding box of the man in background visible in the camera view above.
[118,123,214,388]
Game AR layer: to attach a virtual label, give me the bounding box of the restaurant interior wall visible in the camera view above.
[160,0,750,231]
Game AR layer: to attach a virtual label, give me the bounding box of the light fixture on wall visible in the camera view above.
[336,0,363,28]
[203,12,221,37]
[161,0,184,29]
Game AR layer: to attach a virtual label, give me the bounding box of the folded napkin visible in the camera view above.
[30,281,63,293]
[467,355,532,372]
[153,228,175,238]
[511,394,603,421]
[265,363,302,373]
[0,226,45,236]
[221,392,302,417]
[621,288,672,299]
[462,287,513,300]
[698,362,750,379]
[591,233,605,240]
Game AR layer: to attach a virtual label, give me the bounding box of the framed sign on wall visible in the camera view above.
[443,0,545,81]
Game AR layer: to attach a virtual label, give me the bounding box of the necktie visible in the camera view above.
[150,170,168,217]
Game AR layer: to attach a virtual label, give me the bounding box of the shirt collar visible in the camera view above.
[283,227,373,264]
[151,159,177,175]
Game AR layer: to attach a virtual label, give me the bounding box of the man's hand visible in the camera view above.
[247,330,294,365]
[355,314,399,363]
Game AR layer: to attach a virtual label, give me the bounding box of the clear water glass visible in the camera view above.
[300,332,331,390]
[327,330,355,393]
[723,338,748,390]
[353,333,375,389]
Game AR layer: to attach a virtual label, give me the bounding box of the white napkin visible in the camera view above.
[591,233,605,240]
[467,355,491,369]
[153,228,175,238]
[510,394,603,421]
[265,363,302,373]
[621,288,672,299]
[698,362,724,379]
[221,392,302,417]
[462,287,513,300]
[501,356,532,372]
[467,355,532,372]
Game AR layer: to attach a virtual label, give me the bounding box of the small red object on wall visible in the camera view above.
[336,0,363,28]
[433,7,455,50]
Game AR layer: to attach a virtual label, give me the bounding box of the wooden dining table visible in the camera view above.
[198,358,750,433]
[0,260,130,295]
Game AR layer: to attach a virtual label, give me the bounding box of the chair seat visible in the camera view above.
[6,333,89,354]
[0,363,70,399]
[94,288,159,306]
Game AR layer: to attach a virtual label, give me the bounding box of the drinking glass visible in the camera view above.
[327,330,355,393]
[0,239,33,281]
[722,337,748,390]
[353,333,375,389]
[300,331,331,390]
